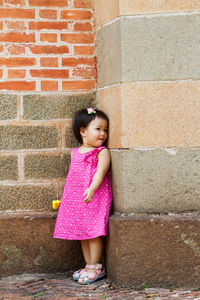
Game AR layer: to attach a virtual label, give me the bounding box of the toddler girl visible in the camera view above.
[53,107,112,285]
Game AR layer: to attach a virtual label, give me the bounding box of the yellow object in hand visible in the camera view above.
[52,200,61,210]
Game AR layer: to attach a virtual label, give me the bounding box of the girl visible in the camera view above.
[53,107,112,285]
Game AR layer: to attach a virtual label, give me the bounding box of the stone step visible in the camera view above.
[0,210,83,277]
[107,213,200,287]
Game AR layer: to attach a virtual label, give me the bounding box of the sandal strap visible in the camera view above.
[86,263,102,270]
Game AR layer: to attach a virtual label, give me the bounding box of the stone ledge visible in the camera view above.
[0,211,83,277]
[107,214,200,287]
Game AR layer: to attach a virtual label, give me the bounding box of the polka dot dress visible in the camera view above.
[53,146,112,240]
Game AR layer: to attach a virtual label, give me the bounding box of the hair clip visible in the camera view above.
[87,107,96,115]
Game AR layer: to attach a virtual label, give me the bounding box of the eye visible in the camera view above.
[95,128,100,130]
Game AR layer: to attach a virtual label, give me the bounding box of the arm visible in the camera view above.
[83,148,111,203]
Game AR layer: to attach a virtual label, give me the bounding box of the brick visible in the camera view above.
[74,0,94,8]
[5,0,25,6]
[0,0,3,4]
[28,0,68,7]
[62,57,95,67]
[29,21,68,30]
[62,80,95,90]
[0,46,3,52]
[24,153,70,179]
[23,92,96,120]
[0,211,83,277]
[7,45,25,55]
[61,10,92,19]
[30,69,69,79]
[40,33,57,43]
[74,45,95,55]
[29,45,69,54]
[41,81,58,91]
[0,155,18,180]
[72,68,96,79]
[0,125,59,150]
[0,94,18,120]
[0,8,35,19]
[74,22,93,31]
[0,22,3,30]
[8,69,26,78]
[40,57,58,67]
[39,9,57,19]
[0,184,58,210]
[61,33,94,44]
[0,81,35,91]
[7,21,26,30]
[0,57,35,67]
[0,32,35,43]
[0,69,3,78]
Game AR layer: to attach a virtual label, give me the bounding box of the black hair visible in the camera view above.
[72,108,109,146]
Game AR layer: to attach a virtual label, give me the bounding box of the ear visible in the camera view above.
[80,127,86,137]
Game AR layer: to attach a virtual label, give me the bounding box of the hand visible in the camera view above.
[83,188,95,203]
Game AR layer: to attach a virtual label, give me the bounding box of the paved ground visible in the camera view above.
[0,273,200,299]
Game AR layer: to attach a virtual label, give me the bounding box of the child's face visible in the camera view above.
[80,117,108,148]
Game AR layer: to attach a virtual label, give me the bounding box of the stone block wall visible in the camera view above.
[95,0,200,287]
[0,0,96,276]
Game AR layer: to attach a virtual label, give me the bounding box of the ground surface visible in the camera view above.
[0,273,200,299]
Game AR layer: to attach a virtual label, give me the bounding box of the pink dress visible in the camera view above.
[53,146,112,240]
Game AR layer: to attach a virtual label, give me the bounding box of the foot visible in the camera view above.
[72,265,89,281]
[78,263,106,285]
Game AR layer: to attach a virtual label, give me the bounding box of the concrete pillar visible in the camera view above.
[95,0,200,287]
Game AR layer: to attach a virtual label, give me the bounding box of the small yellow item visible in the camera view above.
[52,200,61,210]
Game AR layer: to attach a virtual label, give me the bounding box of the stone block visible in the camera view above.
[0,125,59,150]
[107,214,200,287]
[65,124,79,148]
[0,155,18,180]
[0,211,83,277]
[98,15,200,86]
[119,0,200,15]
[0,184,58,210]
[0,94,18,120]
[24,152,70,179]
[94,0,119,29]
[97,20,121,87]
[111,149,200,213]
[23,93,96,120]
[98,81,200,148]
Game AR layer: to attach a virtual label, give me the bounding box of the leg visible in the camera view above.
[88,237,103,264]
[81,240,91,264]
[72,240,90,281]
[78,237,105,284]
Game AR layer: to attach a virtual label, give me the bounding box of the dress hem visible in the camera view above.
[53,233,107,240]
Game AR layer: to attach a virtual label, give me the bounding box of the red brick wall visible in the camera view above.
[0,0,96,91]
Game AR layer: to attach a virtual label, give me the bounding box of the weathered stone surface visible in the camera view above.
[94,0,200,28]
[65,124,79,148]
[23,93,96,120]
[107,214,200,287]
[98,15,200,87]
[24,152,70,179]
[0,184,58,210]
[99,81,200,148]
[97,20,121,87]
[0,211,83,277]
[0,125,59,150]
[0,155,18,180]
[0,94,17,120]
[94,0,119,28]
[119,0,200,15]
[111,149,200,213]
